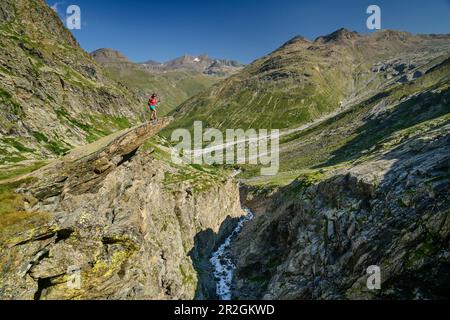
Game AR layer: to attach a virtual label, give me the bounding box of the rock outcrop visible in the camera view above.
[91,50,243,116]
[167,29,450,132]
[229,52,450,300]
[0,119,245,300]
[139,54,244,76]
[233,117,450,300]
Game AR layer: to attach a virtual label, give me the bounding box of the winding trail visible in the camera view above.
[167,107,352,163]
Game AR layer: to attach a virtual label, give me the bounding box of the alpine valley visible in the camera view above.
[0,0,449,301]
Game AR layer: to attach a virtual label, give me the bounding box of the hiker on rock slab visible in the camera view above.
[148,93,158,121]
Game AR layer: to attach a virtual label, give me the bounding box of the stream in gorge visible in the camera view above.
[210,208,255,300]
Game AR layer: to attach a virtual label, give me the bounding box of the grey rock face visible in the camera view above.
[0,121,245,300]
[233,123,450,300]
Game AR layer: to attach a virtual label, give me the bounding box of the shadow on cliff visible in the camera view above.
[188,215,243,300]
[235,129,449,299]
[317,108,450,298]
[316,87,449,169]
[231,90,450,299]
[314,85,450,298]
[370,130,450,299]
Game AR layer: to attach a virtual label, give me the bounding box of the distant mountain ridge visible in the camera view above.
[90,49,243,116]
[166,28,450,131]
[140,53,244,76]
[91,49,244,77]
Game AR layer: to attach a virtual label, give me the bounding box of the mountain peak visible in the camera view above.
[315,28,360,44]
[90,48,130,64]
[281,35,312,48]
[141,54,243,75]
[370,29,414,42]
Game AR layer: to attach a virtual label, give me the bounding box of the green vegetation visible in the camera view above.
[291,170,326,190]
[164,165,227,194]
[192,52,450,195]
[0,88,12,99]
[0,64,11,75]
[0,161,48,181]
[256,58,450,180]
[54,107,133,145]
[0,7,142,164]
[104,64,220,116]
[89,114,132,132]
[405,236,440,269]
[163,39,359,134]
[62,65,101,89]
[45,140,71,155]
[0,88,23,117]
[143,136,230,193]
[179,264,196,286]
[0,162,47,237]
[0,155,27,165]
[248,275,270,289]
[32,131,71,155]
[32,131,49,143]
[1,138,35,153]
[321,89,449,168]
[0,182,24,219]
[0,179,48,235]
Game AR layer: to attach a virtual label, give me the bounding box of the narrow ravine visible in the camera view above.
[210,208,254,300]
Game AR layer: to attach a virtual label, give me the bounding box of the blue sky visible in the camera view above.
[47,0,450,64]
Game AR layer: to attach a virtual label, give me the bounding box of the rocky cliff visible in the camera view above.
[234,123,449,299]
[232,62,450,299]
[0,119,245,300]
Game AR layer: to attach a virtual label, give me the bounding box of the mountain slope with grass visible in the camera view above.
[167,29,450,131]
[91,49,243,116]
[238,54,450,181]
[0,0,143,165]
[231,49,450,300]
[155,28,450,299]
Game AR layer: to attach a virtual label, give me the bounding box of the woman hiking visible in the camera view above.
[148,93,158,121]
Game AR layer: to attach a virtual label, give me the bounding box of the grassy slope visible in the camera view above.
[242,56,450,186]
[0,0,141,163]
[163,31,450,141]
[102,62,222,116]
[165,34,389,132]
